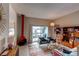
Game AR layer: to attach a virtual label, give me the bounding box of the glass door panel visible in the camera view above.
[32,26,48,42]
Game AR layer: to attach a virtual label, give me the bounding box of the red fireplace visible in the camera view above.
[17,15,27,46]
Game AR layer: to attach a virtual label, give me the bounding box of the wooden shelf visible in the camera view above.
[74,32,79,37]
[60,39,79,48]
[56,26,79,49]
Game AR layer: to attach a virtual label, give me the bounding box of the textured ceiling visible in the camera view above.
[12,3,79,20]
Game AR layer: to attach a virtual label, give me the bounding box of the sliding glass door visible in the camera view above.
[32,26,48,42]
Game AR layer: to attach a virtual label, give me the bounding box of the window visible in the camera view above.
[32,26,48,42]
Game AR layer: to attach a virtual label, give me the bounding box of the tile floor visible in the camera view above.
[19,42,52,56]
[19,42,77,56]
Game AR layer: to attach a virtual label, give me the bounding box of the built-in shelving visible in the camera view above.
[56,26,79,48]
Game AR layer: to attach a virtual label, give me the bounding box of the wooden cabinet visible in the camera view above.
[56,26,79,48]
[74,32,79,37]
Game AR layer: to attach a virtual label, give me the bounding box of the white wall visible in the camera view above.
[17,16,52,41]
[17,15,21,39]
[54,11,79,27]
[54,11,79,56]
[9,4,17,46]
[25,17,52,40]
[0,3,9,52]
[0,4,17,52]
[53,10,79,39]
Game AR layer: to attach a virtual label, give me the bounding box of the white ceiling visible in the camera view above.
[12,3,79,20]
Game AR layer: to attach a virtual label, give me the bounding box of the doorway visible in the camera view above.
[32,26,48,43]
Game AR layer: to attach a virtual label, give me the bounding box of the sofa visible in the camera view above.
[39,37,50,44]
[39,37,56,44]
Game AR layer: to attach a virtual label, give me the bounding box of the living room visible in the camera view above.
[15,3,79,56]
[0,3,79,56]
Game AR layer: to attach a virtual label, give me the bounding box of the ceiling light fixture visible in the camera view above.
[50,22,55,27]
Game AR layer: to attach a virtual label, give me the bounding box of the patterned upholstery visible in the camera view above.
[51,50,63,56]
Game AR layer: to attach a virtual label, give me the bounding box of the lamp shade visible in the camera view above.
[50,22,55,27]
